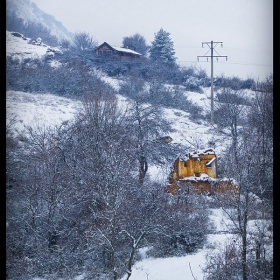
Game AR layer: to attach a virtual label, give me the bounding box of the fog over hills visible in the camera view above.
[6,0,74,44]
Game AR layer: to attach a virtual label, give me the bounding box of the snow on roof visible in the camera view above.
[189,148,216,157]
[96,42,142,56]
[178,148,216,161]
[179,173,217,182]
[112,46,142,56]
[178,154,189,161]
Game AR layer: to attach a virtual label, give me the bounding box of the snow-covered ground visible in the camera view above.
[27,208,238,280]
[6,30,50,61]
[119,208,237,280]
[6,88,230,184]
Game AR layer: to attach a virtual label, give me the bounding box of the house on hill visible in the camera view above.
[167,148,239,196]
[95,42,142,60]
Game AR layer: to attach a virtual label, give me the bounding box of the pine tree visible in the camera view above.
[149,28,177,65]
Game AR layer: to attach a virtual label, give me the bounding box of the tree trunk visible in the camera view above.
[139,156,148,184]
[242,232,247,280]
[255,240,261,271]
[126,246,136,280]
[241,192,248,280]
[126,233,145,280]
[113,269,118,280]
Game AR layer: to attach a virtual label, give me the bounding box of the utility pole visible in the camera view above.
[197,41,227,125]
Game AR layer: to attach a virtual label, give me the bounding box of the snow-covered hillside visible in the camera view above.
[6,85,231,184]
[6,30,229,167]
[6,90,82,131]
[6,27,272,280]
[6,31,48,59]
[6,30,64,65]
[5,88,243,280]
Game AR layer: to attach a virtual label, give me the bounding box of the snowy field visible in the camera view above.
[28,208,271,280]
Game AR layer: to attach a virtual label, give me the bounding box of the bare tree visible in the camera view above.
[72,31,98,63]
[6,120,81,278]
[61,92,137,279]
[73,31,97,52]
[246,74,273,202]
[127,96,174,184]
[122,33,149,56]
[213,86,249,164]
[212,127,273,280]
[203,238,241,279]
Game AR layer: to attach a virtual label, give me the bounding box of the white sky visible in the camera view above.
[30,0,273,81]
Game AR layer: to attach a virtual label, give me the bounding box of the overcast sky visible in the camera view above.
[31,0,273,81]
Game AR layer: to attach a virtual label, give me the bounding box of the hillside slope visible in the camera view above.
[5,29,239,181]
[6,0,74,43]
[6,26,272,280]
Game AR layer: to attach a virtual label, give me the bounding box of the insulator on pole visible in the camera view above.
[207,57,208,62]
[197,57,199,62]
[221,43,223,48]
[216,57,218,62]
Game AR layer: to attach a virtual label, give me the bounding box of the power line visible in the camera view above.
[174,45,272,54]
[197,41,227,125]
[222,47,272,54]
[177,60,272,67]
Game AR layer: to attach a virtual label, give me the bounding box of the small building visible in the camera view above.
[95,42,142,60]
[167,148,239,196]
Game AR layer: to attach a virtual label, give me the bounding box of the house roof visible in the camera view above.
[178,148,216,161]
[189,148,216,157]
[95,42,142,56]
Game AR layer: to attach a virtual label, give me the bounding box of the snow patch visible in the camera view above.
[6,90,82,132]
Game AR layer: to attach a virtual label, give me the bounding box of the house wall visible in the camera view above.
[118,52,138,60]
[96,46,139,59]
[175,153,217,179]
[96,45,113,55]
[167,150,239,196]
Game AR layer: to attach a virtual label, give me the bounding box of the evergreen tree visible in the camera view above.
[149,28,177,65]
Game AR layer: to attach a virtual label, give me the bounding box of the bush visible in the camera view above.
[147,201,208,258]
[6,58,113,98]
